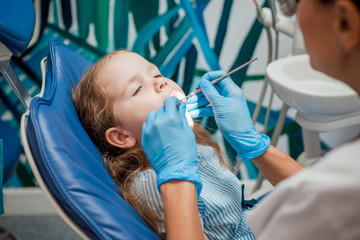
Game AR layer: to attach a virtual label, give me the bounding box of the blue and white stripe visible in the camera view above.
[132,145,255,239]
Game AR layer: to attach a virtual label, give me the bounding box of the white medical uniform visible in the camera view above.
[248,138,360,240]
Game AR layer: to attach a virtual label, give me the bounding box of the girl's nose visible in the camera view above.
[154,78,168,93]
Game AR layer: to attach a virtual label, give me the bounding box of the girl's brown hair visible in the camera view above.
[72,50,225,235]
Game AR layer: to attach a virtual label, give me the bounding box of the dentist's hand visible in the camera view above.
[187,71,270,161]
[142,97,202,196]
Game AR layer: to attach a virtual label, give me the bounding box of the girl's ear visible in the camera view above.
[105,127,137,149]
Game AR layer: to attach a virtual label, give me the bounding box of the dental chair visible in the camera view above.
[20,39,161,239]
[0,0,162,237]
[0,0,35,189]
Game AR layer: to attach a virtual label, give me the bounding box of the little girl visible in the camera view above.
[72,50,256,239]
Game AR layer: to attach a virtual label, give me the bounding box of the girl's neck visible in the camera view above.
[141,164,153,171]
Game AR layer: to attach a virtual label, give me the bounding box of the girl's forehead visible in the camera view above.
[108,52,158,74]
[105,53,142,74]
[112,51,148,65]
[101,52,154,88]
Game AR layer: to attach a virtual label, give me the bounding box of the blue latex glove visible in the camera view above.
[142,97,202,196]
[187,71,270,161]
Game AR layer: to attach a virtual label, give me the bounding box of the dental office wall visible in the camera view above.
[203,0,294,156]
[53,0,294,157]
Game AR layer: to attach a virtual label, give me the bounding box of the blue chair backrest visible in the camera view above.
[26,40,161,239]
[0,0,35,56]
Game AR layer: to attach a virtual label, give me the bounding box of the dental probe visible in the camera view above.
[252,0,259,8]
[177,57,258,106]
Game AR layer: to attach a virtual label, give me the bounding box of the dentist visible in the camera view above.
[141,0,360,239]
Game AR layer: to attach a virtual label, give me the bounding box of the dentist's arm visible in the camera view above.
[252,145,303,185]
[187,71,303,186]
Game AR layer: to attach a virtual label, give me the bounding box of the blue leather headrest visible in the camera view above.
[0,0,35,56]
[27,40,160,239]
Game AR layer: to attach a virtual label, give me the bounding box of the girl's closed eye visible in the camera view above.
[132,85,143,96]
[154,73,163,78]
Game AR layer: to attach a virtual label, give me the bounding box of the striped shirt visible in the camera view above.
[132,145,255,240]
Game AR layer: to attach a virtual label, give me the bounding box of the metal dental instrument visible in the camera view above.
[177,57,258,107]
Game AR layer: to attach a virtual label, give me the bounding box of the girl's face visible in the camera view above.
[102,51,193,145]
